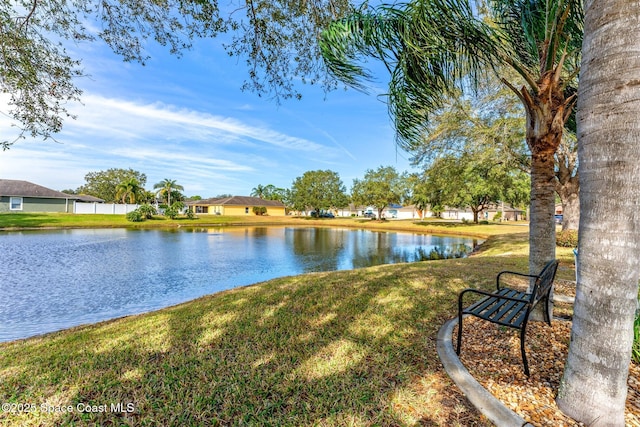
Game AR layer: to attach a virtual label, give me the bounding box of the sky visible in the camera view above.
[0,26,416,199]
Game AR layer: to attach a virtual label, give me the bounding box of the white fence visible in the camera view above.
[74,202,139,214]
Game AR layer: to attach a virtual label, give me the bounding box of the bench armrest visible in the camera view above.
[496,270,540,291]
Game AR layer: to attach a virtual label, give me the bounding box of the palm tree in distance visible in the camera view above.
[115,178,143,204]
[250,184,266,199]
[320,0,583,281]
[153,179,184,207]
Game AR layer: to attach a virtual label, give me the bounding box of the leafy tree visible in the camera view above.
[154,179,184,207]
[115,178,144,204]
[350,166,407,219]
[290,170,348,215]
[409,72,579,230]
[264,185,287,202]
[556,0,640,423]
[320,0,583,277]
[422,149,529,223]
[76,168,146,202]
[251,184,286,201]
[408,172,444,219]
[1,0,355,148]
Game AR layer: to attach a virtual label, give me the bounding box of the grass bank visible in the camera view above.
[0,226,576,426]
[0,212,527,239]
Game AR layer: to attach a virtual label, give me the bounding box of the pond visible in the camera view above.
[0,227,483,342]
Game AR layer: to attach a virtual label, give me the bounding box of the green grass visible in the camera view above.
[0,213,252,229]
[0,218,576,426]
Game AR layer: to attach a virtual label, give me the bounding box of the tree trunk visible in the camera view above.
[559,183,580,231]
[472,208,479,224]
[520,71,568,320]
[528,149,558,273]
[556,1,640,424]
[555,142,580,231]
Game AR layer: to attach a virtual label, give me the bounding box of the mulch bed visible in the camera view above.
[454,281,640,426]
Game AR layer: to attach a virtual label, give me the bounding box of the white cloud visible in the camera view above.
[0,93,346,195]
[71,95,333,154]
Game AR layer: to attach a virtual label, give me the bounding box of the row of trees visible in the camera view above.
[252,162,529,222]
[64,168,185,206]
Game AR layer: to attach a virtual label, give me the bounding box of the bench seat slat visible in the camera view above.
[463,288,530,328]
[464,288,521,312]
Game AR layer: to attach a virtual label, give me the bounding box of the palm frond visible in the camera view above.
[320,0,583,149]
[319,5,407,91]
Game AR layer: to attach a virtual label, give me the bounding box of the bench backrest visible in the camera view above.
[529,259,559,307]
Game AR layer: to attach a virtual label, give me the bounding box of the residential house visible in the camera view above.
[440,203,526,222]
[336,203,423,219]
[187,196,287,216]
[0,179,77,213]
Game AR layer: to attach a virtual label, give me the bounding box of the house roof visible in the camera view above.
[188,195,285,207]
[75,194,105,203]
[0,179,78,199]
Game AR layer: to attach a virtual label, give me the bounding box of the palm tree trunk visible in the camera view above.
[556,0,640,424]
[558,182,580,231]
[528,149,558,320]
[529,150,557,271]
[555,147,580,231]
[520,74,568,320]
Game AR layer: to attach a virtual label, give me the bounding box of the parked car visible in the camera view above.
[310,211,335,218]
[554,214,563,224]
[363,211,376,218]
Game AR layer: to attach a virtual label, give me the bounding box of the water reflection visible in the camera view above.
[0,227,481,342]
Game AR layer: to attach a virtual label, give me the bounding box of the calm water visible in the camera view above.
[0,227,482,342]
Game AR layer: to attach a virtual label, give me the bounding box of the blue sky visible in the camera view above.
[0,31,416,198]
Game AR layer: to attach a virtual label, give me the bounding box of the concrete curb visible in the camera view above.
[437,318,533,427]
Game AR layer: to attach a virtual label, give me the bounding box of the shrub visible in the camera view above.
[126,210,144,222]
[163,206,179,219]
[185,210,197,220]
[253,206,267,216]
[137,203,157,219]
[556,230,578,247]
[493,211,502,221]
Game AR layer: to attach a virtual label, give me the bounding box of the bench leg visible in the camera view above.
[456,312,463,355]
[544,296,552,325]
[520,327,530,377]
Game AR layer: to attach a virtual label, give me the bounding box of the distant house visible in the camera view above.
[187,196,287,216]
[440,203,526,222]
[337,204,422,219]
[75,194,105,203]
[0,179,78,213]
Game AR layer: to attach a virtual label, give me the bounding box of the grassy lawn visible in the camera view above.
[0,217,576,426]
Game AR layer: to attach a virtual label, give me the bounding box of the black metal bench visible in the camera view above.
[456,259,559,376]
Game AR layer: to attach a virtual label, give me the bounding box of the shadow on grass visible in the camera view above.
[0,258,529,426]
[0,213,65,228]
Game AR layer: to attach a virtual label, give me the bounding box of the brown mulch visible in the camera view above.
[454,281,640,427]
